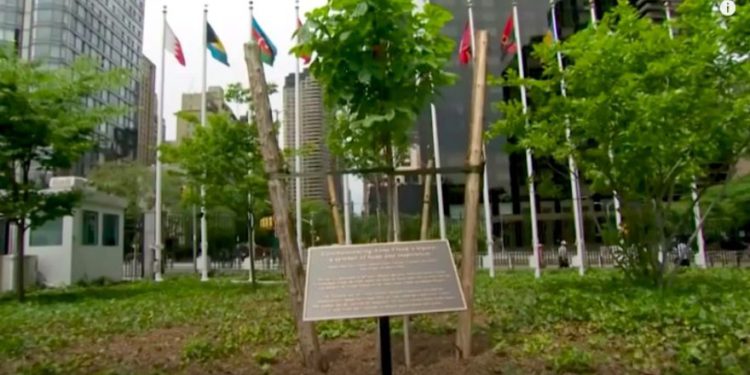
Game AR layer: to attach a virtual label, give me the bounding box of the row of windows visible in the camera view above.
[28,211,120,247]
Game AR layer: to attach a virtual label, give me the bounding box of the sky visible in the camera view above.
[142,0,364,212]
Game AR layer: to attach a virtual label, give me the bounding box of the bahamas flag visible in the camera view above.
[252,18,277,66]
[206,22,229,66]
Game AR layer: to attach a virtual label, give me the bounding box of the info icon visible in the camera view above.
[720,0,736,16]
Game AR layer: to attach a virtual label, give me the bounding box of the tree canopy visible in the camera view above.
[488,0,750,282]
[0,46,127,299]
[160,111,268,216]
[293,0,456,168]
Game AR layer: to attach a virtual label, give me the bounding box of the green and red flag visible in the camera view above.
[251,18,277,66]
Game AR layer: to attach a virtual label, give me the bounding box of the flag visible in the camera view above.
[165,22,186,66]
[458,21,472,65]
[501,14,517,56]
[296,18,311,64]
[252,18,277,66]
[206,22,229,66]
[543,30,554,47]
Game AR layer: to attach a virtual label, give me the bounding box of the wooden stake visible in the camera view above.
[244,43,326,371]
[327,174,346,244]
[455,29,489,360]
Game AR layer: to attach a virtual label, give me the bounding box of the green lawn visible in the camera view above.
[1,269,748,374]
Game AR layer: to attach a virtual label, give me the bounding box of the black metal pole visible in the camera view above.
[379,316,392,375]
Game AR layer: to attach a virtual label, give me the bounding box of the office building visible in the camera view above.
[137,56,158,165]
[2,0,145,175]
[283,70,340,205]
[363,143,427,217]
[175,86,233,143]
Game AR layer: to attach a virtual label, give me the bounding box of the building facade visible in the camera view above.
[283,70,339,205]
[2,0,145,175]
[136,56,158,165]
[175,86,232,143]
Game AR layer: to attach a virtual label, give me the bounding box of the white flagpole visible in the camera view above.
[248,1,255,282]
[294,0,304,258]
[467,0,496,278]
[200,4,209,282]
[431,103,447,240]
[420,0,446,241]
[550,0,586,276]
[588,0,623,230]
[343,175,352,244]
[154,5,167,283]
[511,0,542,278]
[664,0,706,268]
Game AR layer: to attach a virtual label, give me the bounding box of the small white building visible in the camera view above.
[23,177,127,287]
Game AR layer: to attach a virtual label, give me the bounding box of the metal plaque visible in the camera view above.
[303,240,466,321]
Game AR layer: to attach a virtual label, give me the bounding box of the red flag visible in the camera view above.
[165,22,186,66]
[501,14,517,56]
[458,21,472,65]
[296,18,311,64]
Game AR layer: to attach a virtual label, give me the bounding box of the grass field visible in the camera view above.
[1,269,748,374]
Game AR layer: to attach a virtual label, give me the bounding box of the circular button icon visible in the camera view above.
[720,0,736,16]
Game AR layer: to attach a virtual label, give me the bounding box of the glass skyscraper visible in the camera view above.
[1,0,145,175]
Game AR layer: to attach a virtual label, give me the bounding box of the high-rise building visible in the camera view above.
[3,0,145,175]
[137,56,158,165]
[175,86,233,143]
[283,70,339,205]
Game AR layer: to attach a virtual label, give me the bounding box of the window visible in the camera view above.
[102,214,119,246]
[82,210,98,245]
[30,217,63,246]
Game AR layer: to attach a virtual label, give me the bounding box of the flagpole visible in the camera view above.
[248,1,256,282]
[467,0,496,278]
[200,4,209,282]
[664,0,707,268]
[588,0,623,230]
[431,102,447,240]
[511,0,542,278]
[153,5,167,283]
[294,0,304,258]
[550,0,586,276]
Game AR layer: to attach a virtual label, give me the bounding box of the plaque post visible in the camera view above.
[379,316,392,375]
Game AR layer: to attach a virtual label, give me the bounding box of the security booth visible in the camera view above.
[24,177,126,287]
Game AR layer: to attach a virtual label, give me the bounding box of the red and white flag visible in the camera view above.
[165,22,186,66]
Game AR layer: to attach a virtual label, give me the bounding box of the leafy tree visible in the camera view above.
[0,47,127,300]
[294,0,456,240]
[161,112,267,215]
[488,0,750,285]
[89,161,184,221]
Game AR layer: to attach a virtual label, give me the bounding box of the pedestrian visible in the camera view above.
[558,240,569,268]
[677,239,690,267]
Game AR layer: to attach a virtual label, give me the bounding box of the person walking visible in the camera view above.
[558,240,569,268]
[677,239,691,267]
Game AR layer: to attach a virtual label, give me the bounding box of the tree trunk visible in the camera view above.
[327,174,345,244]
[14,220,26,301]
[244,43,326,372]
[456,30,489,360]
[420,160,435,240]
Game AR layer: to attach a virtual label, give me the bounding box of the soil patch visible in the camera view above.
[273,332,496,375]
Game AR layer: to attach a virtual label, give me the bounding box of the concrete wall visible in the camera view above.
[25,216,74,287]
